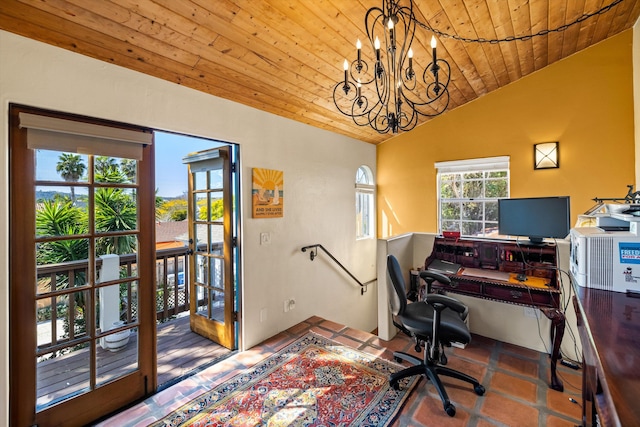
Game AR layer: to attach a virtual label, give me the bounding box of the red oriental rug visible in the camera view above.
[151,332,417,426]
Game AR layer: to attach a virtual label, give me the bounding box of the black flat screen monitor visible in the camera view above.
[498,196,570,243]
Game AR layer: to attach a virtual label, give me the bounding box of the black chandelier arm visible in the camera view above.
[401,72,417,91]
[364,6,385,51]
[394,107,419,132]
[345,103,391,133]
[422,58,451,100]
[404,89,451,118]
[332,82,357,115]
[348,59,374,85]
[333,80,386,123]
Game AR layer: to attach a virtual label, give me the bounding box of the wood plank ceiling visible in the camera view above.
[1,0,639,144]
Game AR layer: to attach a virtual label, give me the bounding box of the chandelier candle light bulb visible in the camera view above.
[407,47,414,78]
[357,79,363,108]
[375,36,383,78]
[343,59,349,94]
[431,35,437,61]
[431,35,440,91]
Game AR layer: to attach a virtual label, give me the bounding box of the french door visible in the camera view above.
[183,147,237,350]
[9,105,156,426]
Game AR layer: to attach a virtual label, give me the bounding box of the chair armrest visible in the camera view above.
[424,293,468,315]
[419,270,451,285]
[420,270,451,294]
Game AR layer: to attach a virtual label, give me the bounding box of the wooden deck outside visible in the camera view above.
[36,315,232,409]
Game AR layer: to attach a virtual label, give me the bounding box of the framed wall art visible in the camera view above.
[252,168,283,218]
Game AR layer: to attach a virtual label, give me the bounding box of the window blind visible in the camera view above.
[19,112,152,160]
[434,156,509,173]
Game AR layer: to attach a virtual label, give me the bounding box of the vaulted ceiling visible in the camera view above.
[1,1,639,144]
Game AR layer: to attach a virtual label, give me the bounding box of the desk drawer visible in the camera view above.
[484,284,555,307]
[433,278,482,296]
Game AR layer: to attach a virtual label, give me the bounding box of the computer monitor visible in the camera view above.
[498,196,570,243]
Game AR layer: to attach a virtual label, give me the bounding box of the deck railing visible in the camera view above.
[36,246,194,353]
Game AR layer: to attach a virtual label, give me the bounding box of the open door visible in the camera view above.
[9,105,156,426]
[183,146,237,350]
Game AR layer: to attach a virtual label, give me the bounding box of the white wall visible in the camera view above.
[376,233,436,339]
[0,30,377,425]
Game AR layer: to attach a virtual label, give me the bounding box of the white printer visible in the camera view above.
[570,222,640,293]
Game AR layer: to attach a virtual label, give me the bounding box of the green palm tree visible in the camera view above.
[95,156,125,183]
[36,199,89,342]
[56,153,86,202]
[95,187,137,254]
[120,159,137,183]
[36,200,88,263]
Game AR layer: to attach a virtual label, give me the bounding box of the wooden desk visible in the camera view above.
[573,286,640,427]
[424,237,565,391]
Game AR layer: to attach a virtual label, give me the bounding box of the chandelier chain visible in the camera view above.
[412,0,623,44]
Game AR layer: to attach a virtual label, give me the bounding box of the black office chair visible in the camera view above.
[386,255,485,417]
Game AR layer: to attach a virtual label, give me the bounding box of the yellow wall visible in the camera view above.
[377,30,635,237]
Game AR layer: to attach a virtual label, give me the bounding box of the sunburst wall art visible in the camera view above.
[252,168,284,218]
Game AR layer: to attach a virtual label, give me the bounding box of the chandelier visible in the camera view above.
[332,0,450,134]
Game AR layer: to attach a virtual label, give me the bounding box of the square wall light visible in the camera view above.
[534,142,559,169]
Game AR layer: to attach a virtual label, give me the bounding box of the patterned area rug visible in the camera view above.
[151,332,417,426]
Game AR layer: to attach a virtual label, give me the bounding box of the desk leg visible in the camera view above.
[541,307,565,392]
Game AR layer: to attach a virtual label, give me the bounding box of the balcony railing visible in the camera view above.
[36,246,194,355]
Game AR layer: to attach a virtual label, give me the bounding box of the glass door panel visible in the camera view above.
[184,147,236,349]
[33,153,144,410]
[10,106,155,427]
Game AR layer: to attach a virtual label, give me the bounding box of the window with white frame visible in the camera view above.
[356,165,375,239]
[435,157,509,237]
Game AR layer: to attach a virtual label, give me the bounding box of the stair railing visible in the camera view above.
[301,244,376,295]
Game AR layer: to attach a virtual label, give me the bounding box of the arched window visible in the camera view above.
[356,165,375,239]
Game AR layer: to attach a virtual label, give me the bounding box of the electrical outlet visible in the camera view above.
[260,232,271,245]
[283,298,296,312]
[524,307,539,318]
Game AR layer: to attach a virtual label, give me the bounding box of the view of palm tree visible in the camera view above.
[36,133,225,359]
[37,153,140,354]
[55,153,86,202]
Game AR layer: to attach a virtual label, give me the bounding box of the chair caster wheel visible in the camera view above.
[445,403,456,417]
[394,356,403,363]
[390,380,401,391]
[474,384,486,395]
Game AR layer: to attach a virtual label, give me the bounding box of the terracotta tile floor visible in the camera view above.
[97,316,582,426]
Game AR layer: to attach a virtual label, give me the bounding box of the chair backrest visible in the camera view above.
[386,255,407,316]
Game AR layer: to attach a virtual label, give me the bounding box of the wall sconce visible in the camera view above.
[534,142,559,169]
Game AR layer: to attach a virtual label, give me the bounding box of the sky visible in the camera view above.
[36,131,225,199]
[154,132,225,198]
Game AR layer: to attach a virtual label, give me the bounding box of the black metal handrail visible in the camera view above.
[301,244,376,295]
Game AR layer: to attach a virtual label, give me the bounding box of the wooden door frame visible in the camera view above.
[8,104,157,426]
[186,146,237,350]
